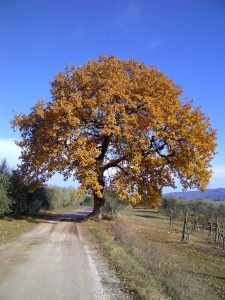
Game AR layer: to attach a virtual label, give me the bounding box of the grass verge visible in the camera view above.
[82,208,225,300]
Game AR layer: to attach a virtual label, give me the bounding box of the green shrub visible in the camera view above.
[0,159,13,216]
[81,194,94,206]
[103,190,121,215]
[0,158,81,216]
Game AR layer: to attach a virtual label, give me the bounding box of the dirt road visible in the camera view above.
[0,208,127,300]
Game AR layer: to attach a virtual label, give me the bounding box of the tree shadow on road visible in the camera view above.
[1,208,93,224]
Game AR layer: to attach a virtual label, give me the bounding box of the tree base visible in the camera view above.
[90,195,105,220]
[87,210,103,221]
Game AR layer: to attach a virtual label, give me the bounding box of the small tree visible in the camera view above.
[12,55,216,219]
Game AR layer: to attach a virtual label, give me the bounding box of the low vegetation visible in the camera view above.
[0,217,37,246]
[83,203,225,300]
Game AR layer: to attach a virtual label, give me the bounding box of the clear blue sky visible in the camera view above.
[0,0,225,190]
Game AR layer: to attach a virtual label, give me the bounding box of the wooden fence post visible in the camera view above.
[181,212,190,242]
[215,217,219,244]
[208,214,214,240]
[169,209,175,228]
[193,213,199,232]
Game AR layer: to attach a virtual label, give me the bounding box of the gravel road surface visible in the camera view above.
[0,207,127,300]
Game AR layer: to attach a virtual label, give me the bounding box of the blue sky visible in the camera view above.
[0,0,224,191]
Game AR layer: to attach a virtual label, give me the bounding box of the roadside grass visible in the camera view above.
[0,205,81,247]
[83,208,225,300]
[85,222,167,299]
[0,217,37,247]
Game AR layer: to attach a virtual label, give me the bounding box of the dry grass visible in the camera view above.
[83,208,225,300]
[0,217,37,247]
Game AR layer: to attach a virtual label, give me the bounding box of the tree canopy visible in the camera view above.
[13,55,216,218]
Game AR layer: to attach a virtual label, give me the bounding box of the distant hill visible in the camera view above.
[164,188,225,201]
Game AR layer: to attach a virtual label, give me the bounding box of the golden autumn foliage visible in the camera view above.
[12,55,216,213]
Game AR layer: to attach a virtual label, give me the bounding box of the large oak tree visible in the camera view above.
[13,55,216,219]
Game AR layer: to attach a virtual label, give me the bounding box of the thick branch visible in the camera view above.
[142,135,175,163]
[142,136,155,157]
[102,155,127,172]
[116,165,129,176]
[96,135,111,161]
[156,148,175,162]
[142,136,166,157]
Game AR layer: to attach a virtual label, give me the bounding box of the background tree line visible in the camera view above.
[0,159,82,217]
[161,196,225,220]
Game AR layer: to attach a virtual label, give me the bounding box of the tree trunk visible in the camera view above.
[92,194,105,220]
[90,165,105,220]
